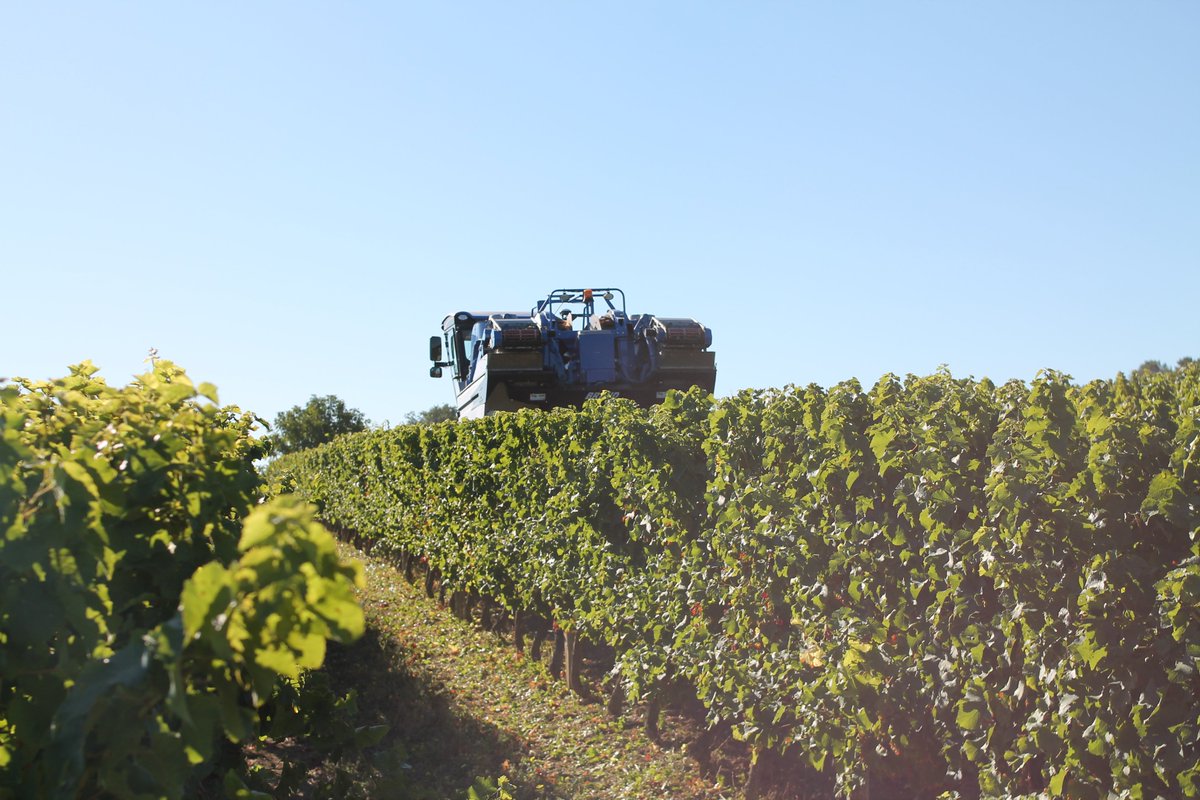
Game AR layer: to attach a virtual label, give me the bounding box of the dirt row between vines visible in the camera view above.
[297,540,765,800]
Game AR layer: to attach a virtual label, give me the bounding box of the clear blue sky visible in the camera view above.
[3,3,1197,426]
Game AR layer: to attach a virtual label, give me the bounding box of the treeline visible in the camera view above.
[271,365,1199,798]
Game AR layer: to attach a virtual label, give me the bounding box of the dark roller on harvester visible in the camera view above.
[429,288,716,419]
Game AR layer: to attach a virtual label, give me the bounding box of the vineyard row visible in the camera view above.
[272,367,1200,799]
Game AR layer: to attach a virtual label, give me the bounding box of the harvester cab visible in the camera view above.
[430,288,715,419]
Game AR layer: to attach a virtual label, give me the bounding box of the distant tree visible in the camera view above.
[1135,359,1170,375]
[404,403,457,425]
[1178,356,1196,369]
[267,395,368,455]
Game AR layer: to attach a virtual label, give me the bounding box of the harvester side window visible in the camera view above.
[468,339,482,373]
